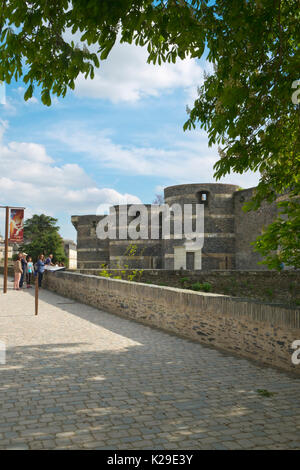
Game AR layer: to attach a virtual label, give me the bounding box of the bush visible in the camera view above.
[202,282,212,292]
[190,282,202,291]
[191,282,212,292]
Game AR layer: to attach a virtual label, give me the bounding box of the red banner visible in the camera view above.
[9,209,24,243]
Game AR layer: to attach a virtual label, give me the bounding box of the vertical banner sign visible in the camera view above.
[9,209,24,243]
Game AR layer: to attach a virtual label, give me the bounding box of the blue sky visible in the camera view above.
[0,38,259,241]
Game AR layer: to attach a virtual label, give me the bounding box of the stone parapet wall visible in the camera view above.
[75,269,300,306]
[0,265,15,278]
[43,271,300,376]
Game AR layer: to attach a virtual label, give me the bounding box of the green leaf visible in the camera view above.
[24,84,33,101]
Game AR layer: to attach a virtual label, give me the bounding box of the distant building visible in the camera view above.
[71,183,281,271]
[0,235,19,261]
[63,240,77,269]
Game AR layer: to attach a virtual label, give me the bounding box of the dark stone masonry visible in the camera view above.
[71,183,284,271]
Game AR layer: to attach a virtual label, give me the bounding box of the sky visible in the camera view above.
[0,37,259,242]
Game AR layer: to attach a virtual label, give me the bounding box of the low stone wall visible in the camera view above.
[76,268,300,306]
[0,265,15,278]
[44,271,300,376]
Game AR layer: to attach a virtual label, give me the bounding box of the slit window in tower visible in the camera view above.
[196,191,209,206]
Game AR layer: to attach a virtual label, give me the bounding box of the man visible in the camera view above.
[45,254,54,266]
[36,254,45,288]
[19,253,27,289]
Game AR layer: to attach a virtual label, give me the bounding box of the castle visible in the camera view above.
[71,183,279,271]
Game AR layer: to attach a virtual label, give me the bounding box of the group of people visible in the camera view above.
[13,253,65,291]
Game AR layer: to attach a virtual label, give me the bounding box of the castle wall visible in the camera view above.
[71,215,109,269]
[108,204,162,269]
[233,188,279,270]
[71,183,284,271]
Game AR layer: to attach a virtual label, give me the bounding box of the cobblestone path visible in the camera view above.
[0,276,299,450]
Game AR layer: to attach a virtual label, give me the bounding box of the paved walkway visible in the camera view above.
[0,276,299,450]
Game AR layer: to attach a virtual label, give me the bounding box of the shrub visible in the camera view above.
[202,282,212,292]
[191,282,202,291]
[191,281,212,292]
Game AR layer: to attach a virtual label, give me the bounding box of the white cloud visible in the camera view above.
[0,121,141,238]
[155,185,165,194]
[50,122,259,188]
[0,96,17,116]
[72,39,204,103]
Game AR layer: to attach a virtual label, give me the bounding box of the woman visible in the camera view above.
[36,254,45,288]
[14,253,23,291]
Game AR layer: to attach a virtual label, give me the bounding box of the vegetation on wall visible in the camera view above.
[99,244,144,282]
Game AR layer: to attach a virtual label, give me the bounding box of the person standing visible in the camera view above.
[19,253,27,289]
[36,254,45,288]
[45,254,54,266]
[26,256,33,288]
[14,253,23,291]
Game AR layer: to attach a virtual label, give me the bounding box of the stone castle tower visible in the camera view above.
[71,183,279,271]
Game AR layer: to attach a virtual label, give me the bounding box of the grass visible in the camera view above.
[264,288,274,298]
[256,389,276,398]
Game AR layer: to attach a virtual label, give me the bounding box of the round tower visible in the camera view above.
[163,183,239,270]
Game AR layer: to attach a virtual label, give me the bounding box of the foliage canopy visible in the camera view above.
[20,214,67,263]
